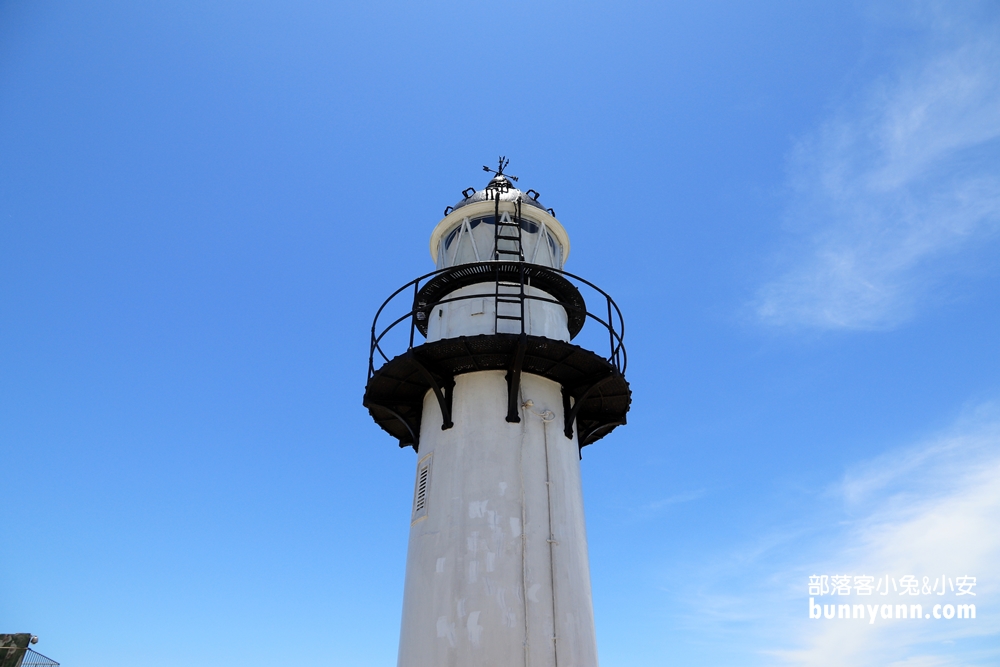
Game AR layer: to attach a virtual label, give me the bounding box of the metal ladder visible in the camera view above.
[493,196,525,335]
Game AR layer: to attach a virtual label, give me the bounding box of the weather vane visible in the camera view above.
[483,156,518,183]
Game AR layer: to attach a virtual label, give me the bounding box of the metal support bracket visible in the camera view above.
[505,333,528,423]
[562,387,573,438]
[365,401,421,451]
[579,420,626,451]
[562,371,617,439]
[406,351,455,430]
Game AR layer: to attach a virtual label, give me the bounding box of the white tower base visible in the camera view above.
[398,370,598,667]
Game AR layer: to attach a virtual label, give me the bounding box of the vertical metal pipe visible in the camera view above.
[409,281,418,349]
[607,297,614,364]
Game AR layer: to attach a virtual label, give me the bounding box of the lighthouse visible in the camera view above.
[364,159,631,667]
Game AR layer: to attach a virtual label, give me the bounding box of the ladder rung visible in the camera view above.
[496,315,523,321]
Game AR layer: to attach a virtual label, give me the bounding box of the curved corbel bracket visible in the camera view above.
[505,333,528,423]
[407,350,455,430]
[366,401,420,451]
[562,371,617,440]
[579,420,626,450]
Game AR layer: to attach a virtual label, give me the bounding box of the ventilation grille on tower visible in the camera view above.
[415,467,429,512]
[412,455,432,523]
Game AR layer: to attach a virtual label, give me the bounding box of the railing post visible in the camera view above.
[409,281,418,349]
[369,312,379,377]
[519,260,525,335]
[607,297,615,366]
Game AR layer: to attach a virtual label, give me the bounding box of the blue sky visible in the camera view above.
[2,2,999,666]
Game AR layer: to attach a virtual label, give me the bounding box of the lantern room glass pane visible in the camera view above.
[438,215,563,269]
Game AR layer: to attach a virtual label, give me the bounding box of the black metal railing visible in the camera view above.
[20,650,59,667]
[368,263,626,379]
[0,648,59,667]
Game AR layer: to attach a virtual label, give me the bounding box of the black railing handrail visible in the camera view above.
[368,262,627,378]
[0,647,61,667]
[370,289,626,371]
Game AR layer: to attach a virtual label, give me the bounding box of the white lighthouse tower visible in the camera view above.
[364,159,630,667]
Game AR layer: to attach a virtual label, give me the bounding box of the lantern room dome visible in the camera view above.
[431,164,571,267]
[431,175,570,268]
[451,174,548,213]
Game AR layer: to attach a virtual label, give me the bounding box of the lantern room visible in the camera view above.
[430,174,571,270]
[364,163,630,450]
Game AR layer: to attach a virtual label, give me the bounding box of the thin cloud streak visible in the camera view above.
[666,401,1000,667]
[754,9,1000,330]
[645,489,707,511]
[838,402,1000,506]
[626,489,707,523]
[769,404,1000,666]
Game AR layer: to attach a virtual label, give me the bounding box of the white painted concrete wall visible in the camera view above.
[397,371,598,667]
[424,284,571,342]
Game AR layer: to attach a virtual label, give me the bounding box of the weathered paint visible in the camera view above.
[398,199,598,666]
[397,370,598,667]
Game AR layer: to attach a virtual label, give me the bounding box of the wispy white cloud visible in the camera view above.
[669,401,1000,667]
[627,488,706,522]
[766,404,1000,666]
[839,402,1000,507]
[754,7,1000,330]
[644,489,707,512]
